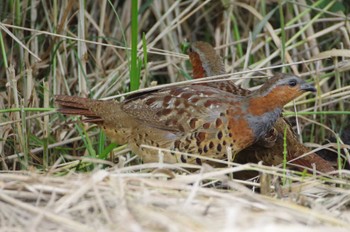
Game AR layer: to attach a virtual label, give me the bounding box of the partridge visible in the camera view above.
[188,41,335,172]
[55,73,316,166]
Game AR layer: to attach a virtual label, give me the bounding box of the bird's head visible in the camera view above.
[188,41,225,78]
[257,73,315,104]
[248,73,316,115]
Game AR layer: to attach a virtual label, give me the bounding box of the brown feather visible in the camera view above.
[55,95,103,122]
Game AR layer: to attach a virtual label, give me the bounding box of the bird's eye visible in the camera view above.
[288,79,297,87]
[188,47,193,53]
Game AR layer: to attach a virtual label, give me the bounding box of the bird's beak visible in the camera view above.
[300,83,316,92]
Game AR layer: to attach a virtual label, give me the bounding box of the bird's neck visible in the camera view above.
[244,88,288,142]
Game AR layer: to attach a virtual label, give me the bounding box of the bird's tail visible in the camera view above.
[55,95,104,123]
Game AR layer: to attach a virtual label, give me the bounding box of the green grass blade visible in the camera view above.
[130,0,140,91]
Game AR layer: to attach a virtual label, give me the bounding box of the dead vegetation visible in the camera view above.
[1,0,350,231]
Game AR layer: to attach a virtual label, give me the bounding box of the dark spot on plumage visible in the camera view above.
[204,100,212,108]
[196,140,201,146]
[157,108,172,117]
[190,97,199,103]
[171,88,183,96]
[203,145,208,153]
[203,122,211,129]
[196,158,202,165]
[229,133,233,137]
[198,148,203,154]
[145,133,149,137]
[227,126,231,130]
[174,99,181,107]
[163,95,172,104]
[189,118,198,129]
[209,141,214,149]
[170,151,176,156]
[178,124,185,132]
[184,144,189,149]
[215,118,223,128]
[220,112,225,117]
[196,132,206,142]
[223,140,227,146]
[174,140,181,148]
[181,92,192,99]
[103,126,106,129]
[217,144,222,152]
[181,155,187,163]
[217,131,223,140]
[145,97,157,105]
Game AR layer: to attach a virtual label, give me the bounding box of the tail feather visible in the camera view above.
[55,95,103,123]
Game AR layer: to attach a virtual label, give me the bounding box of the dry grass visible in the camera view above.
[1,0,350,231]
[0,166,350,231]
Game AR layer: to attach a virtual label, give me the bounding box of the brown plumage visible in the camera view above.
[55,71,316,166]
[188,41,335,173]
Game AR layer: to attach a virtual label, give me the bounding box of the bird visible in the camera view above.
[55,72,316,166]
[188,41,335,173]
